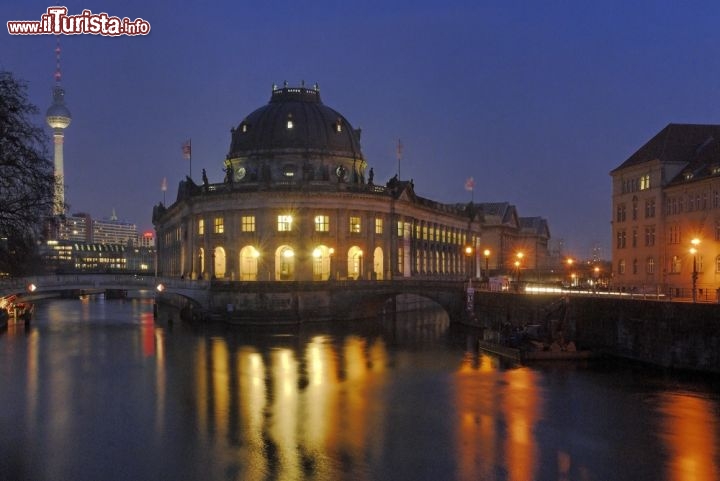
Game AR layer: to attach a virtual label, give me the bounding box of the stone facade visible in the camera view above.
[611,123,720,298]
[153,85,550,282]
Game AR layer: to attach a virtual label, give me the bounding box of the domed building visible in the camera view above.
[153,84,550,282]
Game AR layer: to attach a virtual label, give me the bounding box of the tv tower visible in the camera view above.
[45,37,71,216]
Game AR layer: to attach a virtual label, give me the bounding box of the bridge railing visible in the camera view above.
[0,274,166,295]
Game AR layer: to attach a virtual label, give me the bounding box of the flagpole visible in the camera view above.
[189,139,192,180]
[397,139,402,180]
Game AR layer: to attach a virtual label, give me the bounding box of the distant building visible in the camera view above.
[57,211,138,246]
[137,231,156,248]
[610,123,720,298]
[153,84,551,282]
[43,216,154,274]
[40,240,155,274]
[476,203,551,279]
[58,213,92,243]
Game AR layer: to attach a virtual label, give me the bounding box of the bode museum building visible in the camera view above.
[153,84,551,282]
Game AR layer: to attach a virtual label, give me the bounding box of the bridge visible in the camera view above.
[1,274,475,323]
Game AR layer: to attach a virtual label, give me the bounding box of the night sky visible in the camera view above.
[3,1,720,259]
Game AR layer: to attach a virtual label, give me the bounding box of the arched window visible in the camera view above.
[239,245,259,281]
[311,245,333,281]
[373,247,384,280]
[348,246,363,280]
[275,245,295,280]
[214,246,226,278]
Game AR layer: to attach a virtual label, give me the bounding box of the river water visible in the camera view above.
[0,294,719,481]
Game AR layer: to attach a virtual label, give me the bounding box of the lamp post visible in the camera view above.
[566,257,574,287]
[515,252,524,291]
[690,238,700,302]
[483,249,490,281]
[464,246,474,280]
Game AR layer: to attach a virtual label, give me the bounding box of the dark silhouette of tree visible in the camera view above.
[0,71,58,275]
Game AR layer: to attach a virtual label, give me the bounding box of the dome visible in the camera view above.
[228,85,363,161]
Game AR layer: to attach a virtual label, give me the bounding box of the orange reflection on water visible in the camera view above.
[502,367,541,481]
[269,348,300,480]
[454,352,502,481]
[658,392,719,481]
[210,338,230,440]
[237,348,267,481]
[303,336,337,458]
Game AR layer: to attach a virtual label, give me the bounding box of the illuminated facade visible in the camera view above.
[153,85,550,281]
[611,123,720,298]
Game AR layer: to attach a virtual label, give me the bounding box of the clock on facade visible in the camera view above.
[335,165,346,180]
[235,166,246,181]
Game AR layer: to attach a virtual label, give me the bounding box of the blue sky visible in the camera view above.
[3,0,720,258]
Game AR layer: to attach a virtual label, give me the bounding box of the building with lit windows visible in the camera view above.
[611,123,720,298]
[153,85,551,282]
[42,215,154,274]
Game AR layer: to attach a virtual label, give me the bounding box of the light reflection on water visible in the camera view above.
[0,297,719,480]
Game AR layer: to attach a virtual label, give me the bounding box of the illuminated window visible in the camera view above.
[198,219,204,235]
[639,174,651,190]
[349,216,361,233]
[422,226,428,240]
[671,256,681,273]
[214,217,224,234]
[287,114,293,129]
[278,215,293,232]
[241,215,255,232]
[618,259,625,274]
[241,123,248,133]
[375,218,383,234]
[398,221,404,237]
[315,215,329,232]
[335,119,342,132]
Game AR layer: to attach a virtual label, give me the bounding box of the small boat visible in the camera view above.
[8,302,33,323]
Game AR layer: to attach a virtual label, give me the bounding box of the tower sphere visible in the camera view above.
[46,86,72,129]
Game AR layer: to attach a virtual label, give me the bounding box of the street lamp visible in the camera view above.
[515,251,524,292]
[483,249,490,280]
[690,238,700,302]
[464,246,474,279]
[565,258,575,287]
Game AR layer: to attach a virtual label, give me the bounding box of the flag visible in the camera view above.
[161,177,167,192]
[182,139,191,159]
[465,176,475,192]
